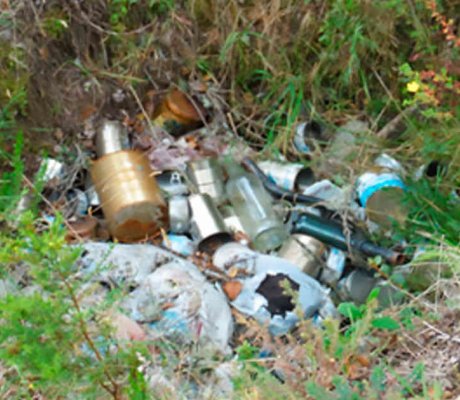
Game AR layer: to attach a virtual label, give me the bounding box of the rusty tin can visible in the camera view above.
[90,150,168,242]
[152,89,203,137]
[277,234,326,278]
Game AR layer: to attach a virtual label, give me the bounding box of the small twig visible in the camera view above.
[376,105,419,140]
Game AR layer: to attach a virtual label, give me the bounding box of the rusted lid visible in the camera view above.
[166,90,202,122]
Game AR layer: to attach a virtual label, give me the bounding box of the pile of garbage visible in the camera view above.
[22,88,443,357]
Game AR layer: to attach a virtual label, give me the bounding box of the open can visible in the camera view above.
[257,160,315,192]
[189,193,233,253]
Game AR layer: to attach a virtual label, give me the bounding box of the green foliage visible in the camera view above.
[0,131,24,215]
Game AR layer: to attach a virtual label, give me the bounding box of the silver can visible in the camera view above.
[220,205,245,234]
[189,193,232,253]
[156,170,189,197]
[186,158,226,204]
[336,269,377,304]
[257,161,315,192]
[168,195,191,234]
[293,120,324,155]
[95,119,129,157]
[277,234,326,278]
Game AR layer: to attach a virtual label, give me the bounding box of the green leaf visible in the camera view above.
[371,316,400,331]
[337,302,363,321]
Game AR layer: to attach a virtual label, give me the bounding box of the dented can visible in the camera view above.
[95,120,129,157]
[152,89,203,137]
[168,195,191,234]
[90,150,168,242]
[186,158,226,204]
[189,193,232,253]
[257,161,315,192]
[277,234,326,278]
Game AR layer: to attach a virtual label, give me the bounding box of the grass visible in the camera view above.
[0,0,459,398]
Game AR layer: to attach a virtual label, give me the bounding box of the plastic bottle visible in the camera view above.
[224,160,288,252]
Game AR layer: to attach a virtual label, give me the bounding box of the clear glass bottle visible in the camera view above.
[224,160,288,252]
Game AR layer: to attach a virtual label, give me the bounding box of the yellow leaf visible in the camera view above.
[407,81,420,93]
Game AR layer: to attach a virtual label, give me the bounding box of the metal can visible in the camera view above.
[336,269,377,304]
[168,195,191,234]
[186,158,226,204]
[90,150,168,242]
[152,89,203,137]
[219,205,245,234]
[188,193,232,253]
[320,248,346,286]
[277,234,326,278]
[257,160,315,192]
[293,120,324,155]
[95,120,129,157]
[155,170,189,197]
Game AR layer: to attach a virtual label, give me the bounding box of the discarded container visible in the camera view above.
[95,119,129,157]
[293,120,324,155]
[277,234,326,278]
[91,149,168,242]
[224,160,288,252]
[213,242,336,335]
[41,157,67,182]
[320,248,346,286]
[189,193,233,253]
[257,161,315,192]
[152,89,203,137]
[356,157,408,228]
[292,212,404,265]
[156,170,189,197]
[186,158,226,204]
[168,195,190,234]
[337,268,404,306]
